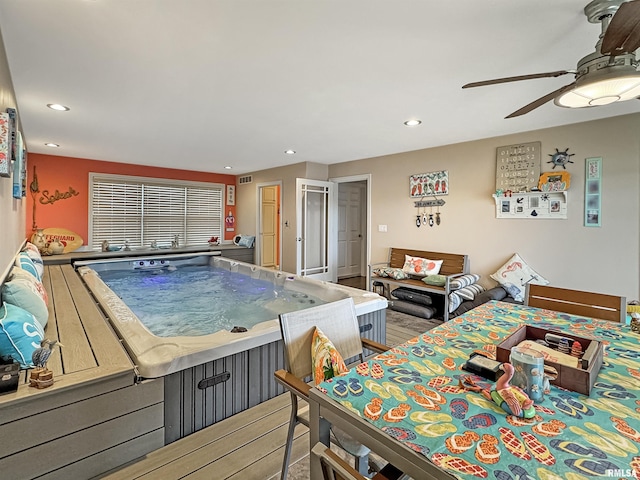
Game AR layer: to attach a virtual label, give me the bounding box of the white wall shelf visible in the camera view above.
[493,191,567,219]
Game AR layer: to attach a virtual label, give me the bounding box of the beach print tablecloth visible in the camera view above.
[317,300,640,480]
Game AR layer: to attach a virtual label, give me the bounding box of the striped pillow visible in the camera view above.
[449,274,481,290]
[456,284,486,301]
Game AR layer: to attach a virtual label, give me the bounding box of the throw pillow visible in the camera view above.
[402,255,443,277]
[1,278,49,329]
[9,267,49,306]
[238,235,255,248]
[0,302,45,368]
[490,253,550,302]
[449,274,481,290]
[312,327,348,385]
[372,267,389,277]
[456,283,486,301]
[422,274,447,287]
[23,243,44,278]
[386,268,409,280]
[15,252,41,282]
[448,291,463,313]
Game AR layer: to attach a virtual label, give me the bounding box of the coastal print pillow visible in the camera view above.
[15,252,41,282]
[1,278,49,329]
[490,253,549,302]
[312,327,348,385]
[449,274,481,290]
[23,243,44,278]
[10,267,49,306]
[0,302,45,368]
[402,255,443,277]
[372,267,409,280]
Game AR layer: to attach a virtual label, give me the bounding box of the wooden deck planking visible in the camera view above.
[60,264,132,368]
[97,311,425,480]
[48,265,97,372]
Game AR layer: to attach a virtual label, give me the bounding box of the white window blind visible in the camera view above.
[90,174,224,250]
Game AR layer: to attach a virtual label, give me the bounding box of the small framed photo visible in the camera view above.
[550,200,560,213]
[584,158,602,227]
[226,185,236,206]
[501,200,510,213]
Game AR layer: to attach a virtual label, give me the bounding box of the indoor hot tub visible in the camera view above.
[76,252,387,442]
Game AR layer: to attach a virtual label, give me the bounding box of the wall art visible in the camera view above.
[584,157,601,227]
[538,171,571,192]
[0,112,9,177]
[495,141,541,192]
[12,131,23,199]
[410,170,448,197]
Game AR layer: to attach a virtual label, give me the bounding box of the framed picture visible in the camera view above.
[550,200,561,213]
[584,158,601,227]
[539,171,571,192]
[501,200,510,213]
[226,185,236,206]
[0,112,9,177]
[410,170,448,197]
[12,131,23,199]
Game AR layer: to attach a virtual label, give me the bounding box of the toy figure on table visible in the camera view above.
[460,363,536,419]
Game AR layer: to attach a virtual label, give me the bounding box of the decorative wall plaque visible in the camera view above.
[410,170,448,197]
[495,141,541,192]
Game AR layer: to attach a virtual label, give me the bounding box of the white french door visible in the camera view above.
[295,178,337,282]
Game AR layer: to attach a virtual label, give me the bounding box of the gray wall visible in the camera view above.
[239,113,640,300]
[0,30,25,282]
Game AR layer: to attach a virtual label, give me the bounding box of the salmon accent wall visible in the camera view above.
[26,154,237,245]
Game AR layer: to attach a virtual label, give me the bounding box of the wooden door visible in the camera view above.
[260,185,278,268]
[337,183,363,278]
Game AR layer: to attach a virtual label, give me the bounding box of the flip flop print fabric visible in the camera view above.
[317,301,640,479]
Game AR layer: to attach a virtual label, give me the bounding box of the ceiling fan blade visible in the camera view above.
[601,0,640,55]
[462,70,572,89]
[505,82,577,119]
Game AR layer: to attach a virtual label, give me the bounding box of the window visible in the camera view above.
[89,173,224,250]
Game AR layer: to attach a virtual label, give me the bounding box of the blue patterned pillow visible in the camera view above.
[0,302,45,368]
[15,252,41,282]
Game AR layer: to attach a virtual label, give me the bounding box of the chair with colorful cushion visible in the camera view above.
[274,297,395,479]
[311,443,404,480]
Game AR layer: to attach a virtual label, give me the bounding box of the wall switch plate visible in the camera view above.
[378,225,387,232]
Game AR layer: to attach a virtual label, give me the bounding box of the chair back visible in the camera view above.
[312,442,365,480]
[525,284,626,323]
[279,297,364,380]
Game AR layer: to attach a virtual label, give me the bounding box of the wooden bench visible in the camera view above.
[0,264,165,479]
[369,248,469,322]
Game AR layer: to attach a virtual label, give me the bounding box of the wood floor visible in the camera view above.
[97,278,424,480]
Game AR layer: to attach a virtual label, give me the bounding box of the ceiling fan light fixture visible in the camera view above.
[555,74,640,108]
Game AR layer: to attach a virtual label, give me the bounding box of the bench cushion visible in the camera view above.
[389,300,436,319]
[391,287,433,306]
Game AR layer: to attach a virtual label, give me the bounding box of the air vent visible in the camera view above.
[238,175,252,184]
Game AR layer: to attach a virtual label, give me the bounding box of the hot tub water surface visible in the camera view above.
[99,266,326,337]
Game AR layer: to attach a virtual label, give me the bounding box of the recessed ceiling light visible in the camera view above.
[47,104,70,111]
[284,150,296,155]
[44,143,60,147]
[404,119,422,127]
[224,166,232,170]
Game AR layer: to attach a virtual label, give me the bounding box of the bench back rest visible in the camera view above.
[526,284,626,323]
[388,248,469,276]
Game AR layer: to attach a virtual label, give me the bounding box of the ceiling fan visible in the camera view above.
[463,0,640,118]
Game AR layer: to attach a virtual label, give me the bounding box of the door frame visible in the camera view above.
[255,181,283,269]
[329,174,371,282]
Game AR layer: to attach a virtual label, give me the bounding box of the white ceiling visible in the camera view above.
[0,0,638,175]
